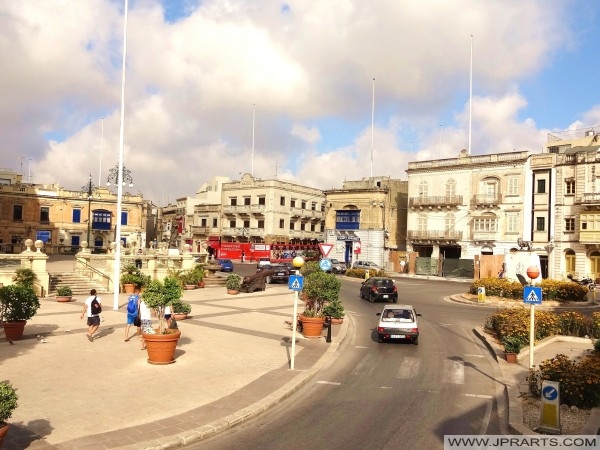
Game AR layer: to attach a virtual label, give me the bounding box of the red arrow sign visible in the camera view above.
[318,243,333,257]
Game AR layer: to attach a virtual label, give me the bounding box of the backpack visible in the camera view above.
[126,295,138,315]
[91,296,102,315]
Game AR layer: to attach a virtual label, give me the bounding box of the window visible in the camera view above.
[280,196,285,206]
[13,205,22,221]
[301,201,306,209]
[417,215,427,232]
[565,179,575,195]
[445,179,456,198]
[289,221,294,230]
[229,220,236,228]
[40,207,50,224]
[507,213,519,233]
[92,211,112,230]
[565,250,575,273]
[244,197,251,205]
[311,223,316,232]
[72,209,81,223]
[536,217,545,231]
[312,202,317,211]
[537,179,546,194]
[258,220,264,229]
[290,199,296,208]
[243,220,250,228]
[473,218,498,232]
[335,210,360,230]
[565,217,575,232]
[201,218,207,227]
[418,181,428,198]
[444,213,455,232]
[508,177,519,196]
[212,218,218,227]
[258,196,265,205]
[279,219,284,228]
[121,211,128,226]
[230,197,237,206]
[581,214,600,231]
[301,223,306,231]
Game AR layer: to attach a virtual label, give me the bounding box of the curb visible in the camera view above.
[114,315,350,449]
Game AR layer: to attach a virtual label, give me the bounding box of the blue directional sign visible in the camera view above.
[319,258,332,272]
[523,286,542,305]
[542,384,558,401]
[289,275,304,291]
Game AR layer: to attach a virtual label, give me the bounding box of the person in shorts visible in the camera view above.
[81,289,101,342]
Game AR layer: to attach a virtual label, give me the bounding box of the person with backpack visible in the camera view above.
[124,288,140,342]
[80,289,102,342]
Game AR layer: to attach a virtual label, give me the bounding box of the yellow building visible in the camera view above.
[0,169,149,254]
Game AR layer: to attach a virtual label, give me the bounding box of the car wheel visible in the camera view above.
[413,337,419,346]
[377,335,383,343]
[359,290,363,299]
[369,293,375,303]
[266,276,272,284]
[393,298,398,304]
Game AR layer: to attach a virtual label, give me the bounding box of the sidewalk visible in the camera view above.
[2,284,347,449]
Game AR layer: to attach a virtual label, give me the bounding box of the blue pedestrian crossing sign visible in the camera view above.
[289,275,304,291]
[523,286,542,305]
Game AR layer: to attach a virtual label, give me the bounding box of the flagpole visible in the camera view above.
[370,78,375,178]
[251,104,255,176]
[99,118,104,186]
[113,0,129,311]
[468,34,473,155]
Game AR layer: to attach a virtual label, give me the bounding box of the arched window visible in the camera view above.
[565,249,575,274]
[445,212,455,232]
[445,179,456,198]
[419,180,428,198]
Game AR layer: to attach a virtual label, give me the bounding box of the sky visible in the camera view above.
[2,0,600,206]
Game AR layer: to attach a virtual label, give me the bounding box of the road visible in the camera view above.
[190,276,503,449]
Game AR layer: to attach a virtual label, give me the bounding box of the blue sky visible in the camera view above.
[1,0,600,204]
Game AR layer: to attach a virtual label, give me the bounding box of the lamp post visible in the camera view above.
[80,174,97,248]
[106,164,134,189]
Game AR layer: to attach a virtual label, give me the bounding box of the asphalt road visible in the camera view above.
[193,277,503,449]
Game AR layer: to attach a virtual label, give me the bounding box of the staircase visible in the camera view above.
[48,272,109,296]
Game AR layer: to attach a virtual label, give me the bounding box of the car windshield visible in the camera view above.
[374,279,393,287]
[382,309,414,322]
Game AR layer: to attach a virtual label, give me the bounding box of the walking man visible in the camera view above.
[81,289,101,342]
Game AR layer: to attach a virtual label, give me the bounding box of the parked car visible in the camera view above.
[359,277,398,303]
[257,257,271,268]
[330,258,347,274]
[376,304,420,344]
[352,261,382,270]
[217,258,234,272]
[258,264,290,284]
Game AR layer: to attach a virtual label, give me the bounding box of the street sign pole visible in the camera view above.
[291,272,299,370]
[530,304,535,368]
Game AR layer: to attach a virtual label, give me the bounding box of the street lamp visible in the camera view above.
[80,174,98,248]
[106,164,134,189]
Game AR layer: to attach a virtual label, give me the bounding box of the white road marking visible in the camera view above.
[438,323,452,327]
[443,359,465,384]
[465,393,493,399]
[464,354,484,358]
[316,381,341,385]
[354,346,369,349]
[397,356,421,379]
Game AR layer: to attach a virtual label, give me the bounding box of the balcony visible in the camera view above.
[471,194,502,208]
[407,230,462,242]
[409,195,463,209]
[578,193,600,207]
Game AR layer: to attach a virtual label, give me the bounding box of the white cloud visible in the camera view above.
[290,123,321,145]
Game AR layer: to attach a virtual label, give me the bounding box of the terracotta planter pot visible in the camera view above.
[197,281,205,288]
[123,283,136,294]
[0,423,9,449]
[227,289,239,295]
[300,315,325,338]
[505,352,518,363]
[184,285,196,290]
[56,296,72,302]
[142,330,181,365]
[3,321,26,342]
[173,313,188,320]
[330,318,344,325]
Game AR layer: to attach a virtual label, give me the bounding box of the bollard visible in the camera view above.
[325,316,332,343]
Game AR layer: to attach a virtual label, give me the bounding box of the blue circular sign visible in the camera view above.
[319,258,332,271]
[542,385,558,401]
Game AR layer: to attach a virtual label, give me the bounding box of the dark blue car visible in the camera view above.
[217,258,234,272]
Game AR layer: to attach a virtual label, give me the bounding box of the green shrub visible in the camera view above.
[303,271,341,317]
[470,278,588,302]
[557,311,591,337]
[299,260,321,277]
[345,268,386,279]
[502,335,525,353]
[0,381,18,424]
[56,285,72,296]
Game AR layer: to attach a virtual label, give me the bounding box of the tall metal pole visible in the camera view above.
[87,174,92,245]
[251,104,255,176]
[468,34,473,156]
[370,78,375,178]
[113,0,129,311]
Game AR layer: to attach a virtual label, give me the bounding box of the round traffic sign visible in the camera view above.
[319,258,332,271]
[542,385,558,401]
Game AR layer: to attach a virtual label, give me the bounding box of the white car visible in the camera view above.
[376,304,420,344]
[352,261,382,270]
[256,257,271,268]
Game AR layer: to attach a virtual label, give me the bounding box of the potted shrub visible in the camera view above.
[0,285,41,342]
[0,381,18,447]
[13,267,38,288]
[55,285,73,302]
[191,265,206,287]
[180,271,197,290]
[502,336,524,363]
[226,273,242,294]
[140,276,183,364]
[300,271,341,337]
[322,297,345,324]
[171,298,192,320]
[120,264,144,293]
